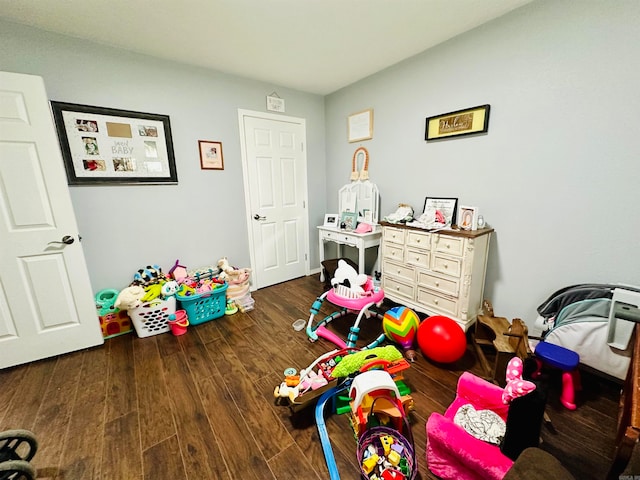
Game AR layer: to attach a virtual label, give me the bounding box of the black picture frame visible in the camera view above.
[50,101,178,185]
[423,197,459,226]
[425,104,490,142]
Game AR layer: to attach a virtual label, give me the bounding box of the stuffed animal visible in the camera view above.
[161,280,179,298]
[331,259,367,294]
[132,264,164,286]
[114,285,145,310]
[217,257,251,281]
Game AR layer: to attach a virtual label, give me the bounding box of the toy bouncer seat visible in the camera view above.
[307,260,386,349]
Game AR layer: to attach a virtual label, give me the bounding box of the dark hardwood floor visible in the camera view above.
[0,275,622,479]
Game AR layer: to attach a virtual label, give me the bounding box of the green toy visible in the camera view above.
[331,345,403,378]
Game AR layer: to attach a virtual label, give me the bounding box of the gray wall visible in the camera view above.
[2,0,639,327]
[0,20,327,291]
[325,0,640,325]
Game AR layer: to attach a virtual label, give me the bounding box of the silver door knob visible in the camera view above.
[48,235,75,245]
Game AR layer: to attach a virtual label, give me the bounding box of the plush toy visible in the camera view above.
[141,283,163,302]
[217,257,251,281]
[132,264,164,286]
[114,285,145,310]
[502,357,536,404]
[161,280,179,298]
[331,259,367,294]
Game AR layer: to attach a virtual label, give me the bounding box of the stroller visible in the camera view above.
[0,430,38,480]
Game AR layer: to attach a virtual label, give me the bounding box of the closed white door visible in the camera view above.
[238,110,309,288]
[0,71,103,369]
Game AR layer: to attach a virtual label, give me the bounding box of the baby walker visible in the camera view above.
[0,429,38,480]
[307,260,386,350]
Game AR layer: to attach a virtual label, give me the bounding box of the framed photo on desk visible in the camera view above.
[341,211,358,231]
[324,213,339,228]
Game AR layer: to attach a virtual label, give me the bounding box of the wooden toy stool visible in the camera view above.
[532,341,581,410]
[473,300,530,386]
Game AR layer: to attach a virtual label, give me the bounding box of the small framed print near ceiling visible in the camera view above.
[425,104,490,142]
[348,108,373,142]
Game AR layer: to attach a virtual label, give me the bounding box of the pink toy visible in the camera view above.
[426,372,513,480]
[168,260,188,282]
[306,260,386,349]
[502,357,536,404]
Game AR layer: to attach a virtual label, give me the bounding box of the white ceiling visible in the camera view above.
[0,0,534,95]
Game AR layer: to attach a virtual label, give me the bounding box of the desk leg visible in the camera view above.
[319,238,325,282]
[372,246,381,276]
[358,246,365,276]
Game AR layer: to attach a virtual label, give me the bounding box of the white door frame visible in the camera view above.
[237,109,310,288]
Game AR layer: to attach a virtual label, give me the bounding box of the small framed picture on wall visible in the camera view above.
[458,205,478,230]
[199,140,224,170]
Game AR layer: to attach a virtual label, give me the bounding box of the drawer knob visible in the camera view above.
[396,286,400,291]
[396,270,401,274]
[434,299,439,305]
[435,281,440,287]
[444,264,448,269]
[446,244,450,249]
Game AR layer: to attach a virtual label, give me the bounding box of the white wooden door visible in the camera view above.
[0,71,103,369]
[238,110,309,288]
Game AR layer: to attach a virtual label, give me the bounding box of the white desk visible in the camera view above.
[317,225,382,281]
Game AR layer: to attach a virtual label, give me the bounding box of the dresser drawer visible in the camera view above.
[433,234,464,256]
[417,271,459,296]
[383,276,414,301]
[382,259,414,283]
[406,247,430,269]
[321,229,357,246]
[431,253,462,278]
[384,226,405,245]
[406,231,431,250]
[417,288,458,317]
[382,243,404,262]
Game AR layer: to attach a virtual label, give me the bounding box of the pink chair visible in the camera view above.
[427,364,547,480]
[426,372,514,480]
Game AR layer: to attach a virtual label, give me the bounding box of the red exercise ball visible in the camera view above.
[417,315,467,363]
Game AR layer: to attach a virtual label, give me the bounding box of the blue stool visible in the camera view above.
[533,342,581,410]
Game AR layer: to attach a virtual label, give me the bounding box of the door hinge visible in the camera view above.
[305,253,308,261]
[301,142,304,152]
[303,200,306,208]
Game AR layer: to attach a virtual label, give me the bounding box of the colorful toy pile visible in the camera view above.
[106,257,251,337]
[358,426,415,480]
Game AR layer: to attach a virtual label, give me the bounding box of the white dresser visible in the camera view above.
[380,222,493,331]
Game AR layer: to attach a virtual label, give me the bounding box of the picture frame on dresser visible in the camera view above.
[458,205,478,230]
[323,213,339,228]
[423,197,458,226]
